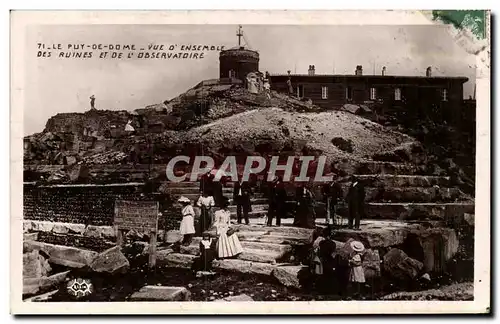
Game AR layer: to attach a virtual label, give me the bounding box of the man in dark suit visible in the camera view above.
[267,176,287,227]
[199,170,214,196]
[322,179,344,228]
[346,176,365,230]
[233,178,252,225]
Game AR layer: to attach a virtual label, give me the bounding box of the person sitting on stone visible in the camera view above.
[198,233,216,272]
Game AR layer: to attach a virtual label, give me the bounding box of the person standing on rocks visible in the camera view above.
[213,197,243,258]
[196,192,215,234]
[348,241,366,299]
[322,178,344,228]
[346,176,365,230]
[233,177,252,225]
[90,95,96,110]
[294,183,316,228]
[178,196,196,246]
[267,176,287,227]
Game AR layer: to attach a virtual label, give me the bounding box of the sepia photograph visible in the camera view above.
[10,10,490,314]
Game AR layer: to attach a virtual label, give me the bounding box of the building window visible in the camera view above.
[346,86,352,100]
[442,89,448,101]
[229,70,236,78]
[370,88,377,100]
[394,88,401,101]
[322,86,328,99]
[297,85,304,99]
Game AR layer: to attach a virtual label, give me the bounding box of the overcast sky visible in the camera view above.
[24,24,476,135]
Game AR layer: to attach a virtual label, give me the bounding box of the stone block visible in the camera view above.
[212,259,276,276]
[90,246,130,274]
[382,248,423,281]
[407,228,459,273]
[129,286,191,301]
[23,250,51,279]
[23,233,38,241]
[221,294,254,301]
[165,230,182,244]
[24,240,98,268]
[23,271,70,296]
[272,265,307,289]
[157,252,196,268]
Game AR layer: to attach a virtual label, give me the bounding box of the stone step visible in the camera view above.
[229,210,268,219]
[355,161,423,175]
[235,231,312,245]
[173,193,266,202]
[206,224,314,239]
[180,242,286,263]
[228,204,268,213]
[182,237,292,255]
[353,175,451,188]
[359,186,468,203]
[339,202,475,221]
[167,187,234,194]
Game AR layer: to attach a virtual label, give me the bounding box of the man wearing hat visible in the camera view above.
[346,176,365,230]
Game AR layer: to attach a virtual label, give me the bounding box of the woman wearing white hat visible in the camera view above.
[348,240,366,298]
[178,196,195,246]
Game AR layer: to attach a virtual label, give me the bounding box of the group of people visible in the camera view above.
[178,194,243,271]
[309,228,367,298]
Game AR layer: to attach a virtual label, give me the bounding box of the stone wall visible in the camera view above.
[23,183,175,229]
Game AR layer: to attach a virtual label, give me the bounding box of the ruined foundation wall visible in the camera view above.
[23,183,157,226]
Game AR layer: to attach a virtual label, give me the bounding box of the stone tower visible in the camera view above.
[219,26,259,81]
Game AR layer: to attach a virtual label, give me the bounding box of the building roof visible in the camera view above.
[269,73,469,83]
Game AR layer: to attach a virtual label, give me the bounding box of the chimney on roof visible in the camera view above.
[382,66,387,76]
[426,66,432,77]
[355,65,363,76]
[308,65,315,76]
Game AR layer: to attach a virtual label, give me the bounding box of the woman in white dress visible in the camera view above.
[213,197,243,259]
[178,196,195,246]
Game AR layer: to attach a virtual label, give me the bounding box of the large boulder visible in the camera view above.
[271,265,308,289]
[129,286,191,301]
[406,228,459,273]
[90,246,130,274]
[382,248,423,281]
[23,250,51,279]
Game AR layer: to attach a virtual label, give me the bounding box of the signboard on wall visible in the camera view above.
[114,200,159,268]
[114,200,159,233]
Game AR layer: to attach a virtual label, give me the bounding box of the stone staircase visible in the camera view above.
[334,160,475,223]
[157,224,314,277]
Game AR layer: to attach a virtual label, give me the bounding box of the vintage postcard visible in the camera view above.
[10,10,490,314]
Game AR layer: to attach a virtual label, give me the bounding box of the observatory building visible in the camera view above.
[219,26,260,81]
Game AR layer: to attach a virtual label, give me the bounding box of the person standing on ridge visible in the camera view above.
[90,95,96,110]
